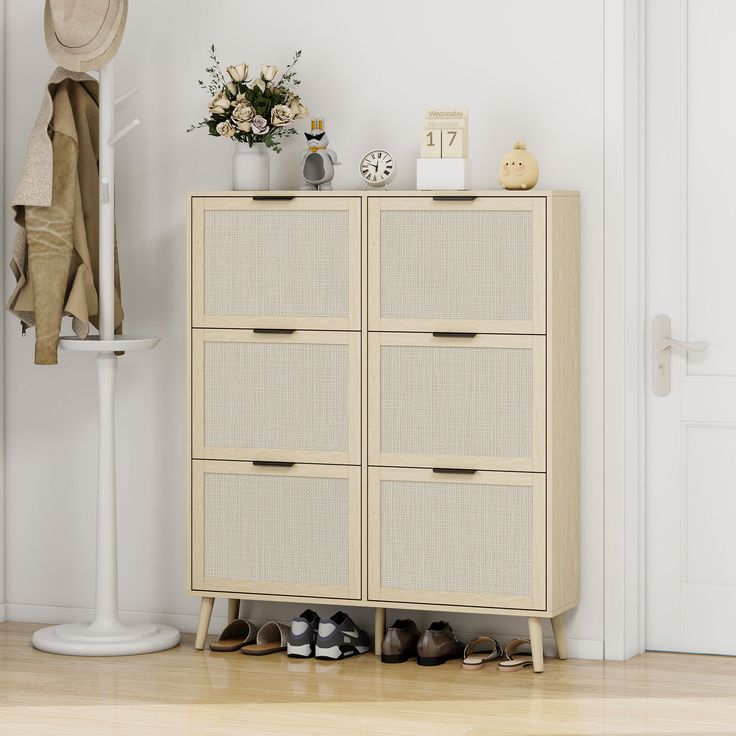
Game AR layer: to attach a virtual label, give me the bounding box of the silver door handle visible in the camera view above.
[656,337,708,353]
[652,314,708,396]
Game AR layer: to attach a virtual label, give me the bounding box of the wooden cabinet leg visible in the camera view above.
[374,607,386,656]
[551,614,568,660]
[227,598,240,623]
[195,597,215,650]
[528,617,544,673]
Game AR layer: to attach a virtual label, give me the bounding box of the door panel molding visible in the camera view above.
[680,423,736,588]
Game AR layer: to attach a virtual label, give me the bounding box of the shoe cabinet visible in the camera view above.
[187,191,579,672]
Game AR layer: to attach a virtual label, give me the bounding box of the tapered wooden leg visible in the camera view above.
[227,599,240,623]
[195,597,215,650]
[374,607,386,656]
[528,617,544,673]
[551,614,568,660]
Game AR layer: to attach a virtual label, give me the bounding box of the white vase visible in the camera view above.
[232,141,270,191]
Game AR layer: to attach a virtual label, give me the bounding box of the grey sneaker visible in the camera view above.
[287,609,320,658]
[315,611,371,660]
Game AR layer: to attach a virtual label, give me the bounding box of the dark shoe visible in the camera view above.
[416,621,464,666]
[287,609,320,658]
[315,611,372,660]
[381,618,420,663]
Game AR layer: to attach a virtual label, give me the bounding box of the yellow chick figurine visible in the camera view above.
[499,141,539,190]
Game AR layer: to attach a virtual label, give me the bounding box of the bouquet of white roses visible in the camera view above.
[188,47,308,153]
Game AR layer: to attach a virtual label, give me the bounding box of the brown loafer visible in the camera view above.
[381,619,420,663]
[416,621,464,666]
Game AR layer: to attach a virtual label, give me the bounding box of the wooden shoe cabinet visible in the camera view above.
[187,191,579,672]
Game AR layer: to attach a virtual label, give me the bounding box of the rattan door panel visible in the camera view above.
[368,332,545,472]
[368,467,545,609]
[192,197,361,330]
[192,461,361,598]
[193,329,360,464]
[368,197,545,334]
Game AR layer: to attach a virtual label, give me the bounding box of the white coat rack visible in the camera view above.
[31,62,181,656]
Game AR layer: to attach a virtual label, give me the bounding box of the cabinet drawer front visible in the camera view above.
[192,461,361,598]
[193,330,360,464]
[368,333,545,471]
[368,197,545,333]
[368,467,545,609]
[192,197,361,329]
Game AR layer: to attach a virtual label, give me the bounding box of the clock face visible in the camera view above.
[359,149,394,186]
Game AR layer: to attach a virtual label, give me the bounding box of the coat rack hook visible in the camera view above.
[109,118,140,146]
[114,86,140,106]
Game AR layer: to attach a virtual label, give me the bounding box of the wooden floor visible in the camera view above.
[2,623,736,735]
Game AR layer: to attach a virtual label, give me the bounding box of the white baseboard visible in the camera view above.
[0,604,6,623]
[552,637,603,660]
[4,603,604,660]
[4,603,224,636]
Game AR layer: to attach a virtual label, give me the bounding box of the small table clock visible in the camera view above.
[359,149,395,189]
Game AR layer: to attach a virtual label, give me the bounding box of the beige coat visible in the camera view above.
[7,67,123,365]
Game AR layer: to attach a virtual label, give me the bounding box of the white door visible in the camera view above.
[647,0,736,655]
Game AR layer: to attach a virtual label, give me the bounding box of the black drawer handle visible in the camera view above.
[432,196,477,201]
[253,461,295,467]
[432,467,478,475]
[432,332,478,338]
[252,196,295,201]
[253,328,296,334]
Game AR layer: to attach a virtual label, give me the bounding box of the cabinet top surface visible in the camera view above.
[188,189,579,198]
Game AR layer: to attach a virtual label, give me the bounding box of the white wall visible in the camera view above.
[3,0,604,657]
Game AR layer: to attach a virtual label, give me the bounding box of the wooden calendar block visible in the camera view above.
[426,108,467,124]
[423,118,467,130]
[420,128,442,158]
[441,128,465,158]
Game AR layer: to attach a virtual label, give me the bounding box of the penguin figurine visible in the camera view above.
[301,118,340,190]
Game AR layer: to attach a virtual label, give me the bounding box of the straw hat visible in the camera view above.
[44,0,128,72]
